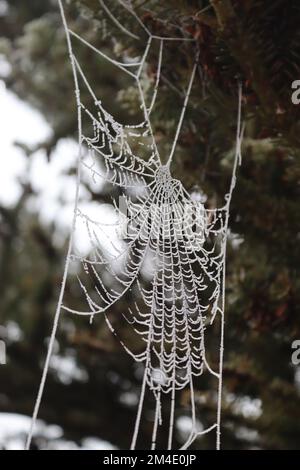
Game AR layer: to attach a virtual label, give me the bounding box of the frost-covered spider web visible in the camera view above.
[26,0,243,451]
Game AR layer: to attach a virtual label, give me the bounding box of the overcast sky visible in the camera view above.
[0,77,121,257]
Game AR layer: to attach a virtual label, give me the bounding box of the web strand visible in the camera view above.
[25,0,84,449]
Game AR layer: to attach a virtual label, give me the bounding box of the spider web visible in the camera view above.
[26,0,243,450]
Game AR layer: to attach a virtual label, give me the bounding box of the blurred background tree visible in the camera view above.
[0,0,300,450]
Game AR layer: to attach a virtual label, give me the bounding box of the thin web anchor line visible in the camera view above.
[216,83,243,450]
[25,0,83,450]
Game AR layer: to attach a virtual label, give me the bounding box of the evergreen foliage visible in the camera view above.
[0,0,300,449]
